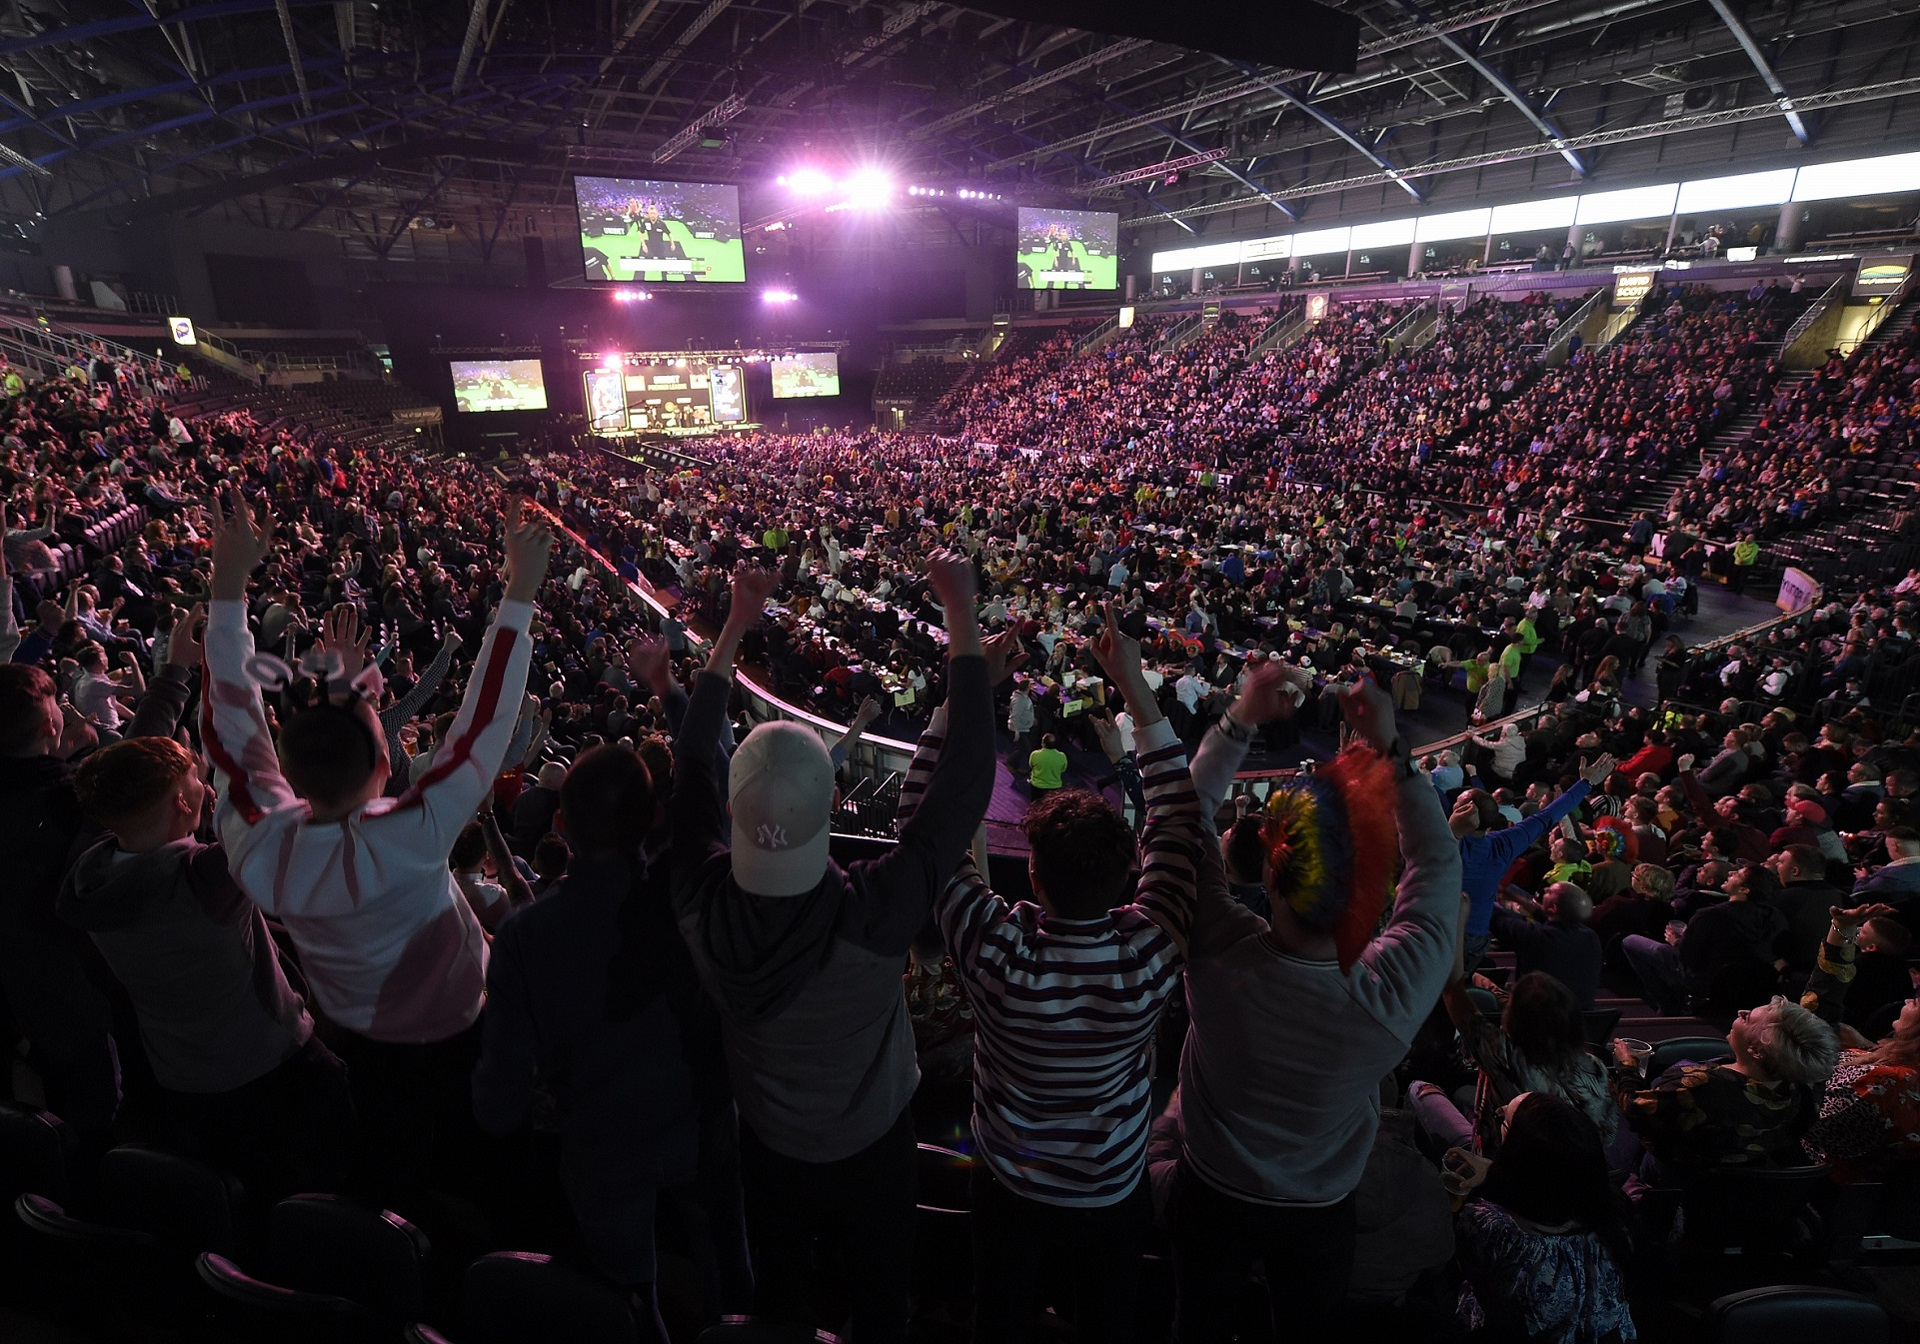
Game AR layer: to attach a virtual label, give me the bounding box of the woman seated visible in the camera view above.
[1609,996,1839,1183]
[1413,970,1617,1155]
[1799,903,1920,1182]
[1452,1093,1638,1343]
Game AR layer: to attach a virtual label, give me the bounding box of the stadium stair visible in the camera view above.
[1478,948,1722,1047]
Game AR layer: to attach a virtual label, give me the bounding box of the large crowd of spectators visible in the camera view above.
[3,272,1919,1343]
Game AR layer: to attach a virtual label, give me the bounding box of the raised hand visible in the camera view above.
[854,695,883,727]
[627,636,674,696]
[728,566,778,624]
[1235,660,1309,725]
[1090,712,1126,762]
[1334,675,1398,757]
[1580,753,1619,787]
[208,484,273,599]
[1830,902,1900,930]
[501,496,555,603]
[319,603,369,679]
[924,550,978,614]
[1087,600,1143,685]
[981,629,1028,686]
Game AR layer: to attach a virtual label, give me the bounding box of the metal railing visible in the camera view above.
[1245,309,1309,359]
[1593,299,1645,350]
[1075,313,1121,353]
[1154,312,1205,356]
[1381,298,1432,346]
[1540,287,1610,367]
[1779,273,1851,358]
[1835,282,1914,357]
[0,311,176,380]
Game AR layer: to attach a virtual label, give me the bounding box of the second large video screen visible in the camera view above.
[1016,207,1118,290]
[575,176,746,284]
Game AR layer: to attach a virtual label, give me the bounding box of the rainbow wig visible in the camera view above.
[1262,747,1400,972]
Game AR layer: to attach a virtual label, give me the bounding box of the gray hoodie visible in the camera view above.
[59,838,312,1094]
[670,657,993,1162]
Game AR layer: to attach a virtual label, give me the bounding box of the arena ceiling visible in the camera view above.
[8,0,1920,260]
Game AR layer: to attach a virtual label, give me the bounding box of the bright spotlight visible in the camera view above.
[602,353,622,369]
[783,167,834,197]
[763,289,798,304]
[843,167,894,209]
[611,288,651,303]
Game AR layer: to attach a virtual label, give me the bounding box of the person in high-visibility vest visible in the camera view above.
[1730,535,1760,595]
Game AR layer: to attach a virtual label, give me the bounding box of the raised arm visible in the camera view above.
[200,486,300,829]
[126,602,202,740]
[1484,758,1611,864]
[670,566,778,879]
[381,628,461,733]
[388,497,549,851]
[1799,903,1898,1025]
[1077,602,1202,943]
[830,696,881,770]
[1348,677,1465,1028]
[1188,661,1308,825]
[852,554,1002,955]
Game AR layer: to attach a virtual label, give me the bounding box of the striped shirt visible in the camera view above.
[898,711,1205,1207]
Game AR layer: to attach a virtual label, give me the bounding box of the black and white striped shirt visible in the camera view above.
[899,711,1205,1207]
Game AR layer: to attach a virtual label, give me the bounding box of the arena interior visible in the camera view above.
[7,0,1920,1339]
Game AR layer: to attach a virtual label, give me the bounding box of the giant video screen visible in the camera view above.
[769,352,840,400]
[584,368,627,431]
[708,363,747,423]
[625,362,716,431]
[451,359,547,413]
[575,176,746,284]
[1016,207,1118,290]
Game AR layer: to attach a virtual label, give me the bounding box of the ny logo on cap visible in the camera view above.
[756,823,789,850]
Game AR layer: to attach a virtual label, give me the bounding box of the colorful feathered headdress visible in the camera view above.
[1262,746,1400,972]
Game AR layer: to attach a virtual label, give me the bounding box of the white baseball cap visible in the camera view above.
[728,721,835,896]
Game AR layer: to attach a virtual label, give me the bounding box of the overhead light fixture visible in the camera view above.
[779,167,835,197]
[842,167,894,209]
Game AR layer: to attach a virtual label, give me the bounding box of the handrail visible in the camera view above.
[1246,309,1309,358]
[1154,312,1204,356]
[1076,314,1120,354]
[526,481,921,783]
[1540,287,1610,367]
[1835,281,1914,357]
[1593,298,1644,349]
[1780,273,1851,355]
[1381,298,1432,345]
[0,312,175,379]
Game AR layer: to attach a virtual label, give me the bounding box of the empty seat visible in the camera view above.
[462,1251,641,1344]
[1647,1035,1728,1077]
[98,1143,244,1257]
[1708,1285,1889,1344]
[268,1194,431,1322]
[197,1251,386,1344]
[697,1320,842,1344]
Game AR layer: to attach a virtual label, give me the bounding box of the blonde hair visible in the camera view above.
[1752,996,1841,1087]
[1631,863,1675,899]
[1863,1006,1920,1072]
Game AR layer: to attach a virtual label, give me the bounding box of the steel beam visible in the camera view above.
[1704,0,1814,145]
[450,0,492,97]
[1151,73,1920,224]
[632,0,734,94]
[1223,60,1423,200]
[912,39,1154,140]
[1387,0,1588,175]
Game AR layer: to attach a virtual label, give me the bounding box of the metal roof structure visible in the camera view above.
[8,0,1920,263]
